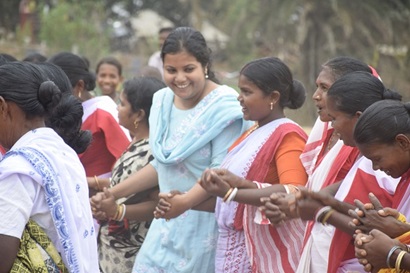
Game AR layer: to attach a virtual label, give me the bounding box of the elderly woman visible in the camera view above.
[0,61,99,273]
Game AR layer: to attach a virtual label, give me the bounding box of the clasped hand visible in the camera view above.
[154,168,247,220]
[90,187,117,220]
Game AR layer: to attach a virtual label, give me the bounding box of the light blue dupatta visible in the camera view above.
[149,85,246,165]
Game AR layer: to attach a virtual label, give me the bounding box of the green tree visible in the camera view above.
[39,1,110,62]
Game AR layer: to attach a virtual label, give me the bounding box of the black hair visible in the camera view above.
[327,71,402,116]
[354,100,410,145]
[159,27,174,35]
[37,63,72,95]
[323,56,372,82]
[161,27,219,83]
[38,63,92,153]
[137,66,163,81]
[0,53,18,62]
[122,77,165,124]
[47,52,96,91]
[0,55,8,66]
[23,52,47,63]
[240,57,306,109]
[46,94,92,153]
[96,56,122,76]
[0,62,61,118]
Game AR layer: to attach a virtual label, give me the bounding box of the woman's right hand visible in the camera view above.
[260,192,299,225]
[212,168,252,189]
[199,169,232,198]
[90,191,107,220]
[90,188,118,219]
[354,229,406,273]
[154,190,184,219]
[294,188,326,221]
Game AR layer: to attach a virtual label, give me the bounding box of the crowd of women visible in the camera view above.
[1,25,410,273]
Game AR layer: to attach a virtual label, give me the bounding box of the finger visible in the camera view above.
[262,201,280,211]
[348,208,359,218]
[201,169,211,183]
[380,207,399,218]
[348,220,360,230]
[260,197,270,203]
[295,187,308,199]
[363,203,375,210]
[354,237,363,247]
[158,192,168,199]
[214,168,227,176]
[168,190,182,197]
[368,192,384,210]
[357,258,368,265]
[269,192,279,200]
[358,249,367,257]
[353,199,367,211]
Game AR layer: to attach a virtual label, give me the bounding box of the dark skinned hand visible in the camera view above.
[260,192,299,225]
[354,229,406,273]
[348,193,406,237]
[199,169,231,198]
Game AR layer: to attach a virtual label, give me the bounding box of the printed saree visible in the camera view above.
[11,219,67,273]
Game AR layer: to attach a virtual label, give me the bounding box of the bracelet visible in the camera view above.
[112,204,125,221]
[321,209,335,225]
[386,245,402,268]
[223,188,234,202]
[395,250,407,271]
[225,187,238,203]
[94,175,101,191]
[118,204,126,221]
[286,184,300,194]
[315,206,332,223]
[283,185,290,194]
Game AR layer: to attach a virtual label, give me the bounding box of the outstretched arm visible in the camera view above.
[109,163,158,199]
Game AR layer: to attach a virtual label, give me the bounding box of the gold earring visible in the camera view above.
[270,102,273,111]
[133,120,139,129]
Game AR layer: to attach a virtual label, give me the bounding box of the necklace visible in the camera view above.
[326,131,339,152]
[245,123,259,138]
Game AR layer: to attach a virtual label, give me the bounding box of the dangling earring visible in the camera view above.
[205,68,209,79]
[270,102,273,111]
[133,120,139,129]
[78,91,81,98]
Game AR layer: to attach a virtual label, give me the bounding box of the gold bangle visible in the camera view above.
[94,175,101,191]
[223,188,234,202]
[321,209,335,225]
[395,250,407,271]
[112,204,121,220]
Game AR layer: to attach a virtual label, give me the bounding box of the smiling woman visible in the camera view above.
[352,100,410,272]
[95,56,124,102]
[91,27,250,273]
[153,56,310,273]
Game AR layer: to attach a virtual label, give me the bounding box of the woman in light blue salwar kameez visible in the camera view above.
[91,27,250,273]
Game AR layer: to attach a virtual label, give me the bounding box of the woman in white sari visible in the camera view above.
[0,61,99,272]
